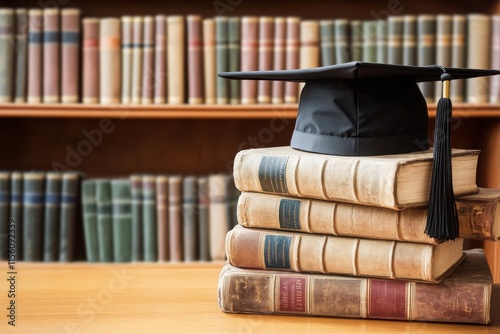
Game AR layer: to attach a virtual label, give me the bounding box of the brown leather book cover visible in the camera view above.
[257,17,274,104]
[168,175,183,261]
[142,16,155,104]
[241,17,259,104]
[284,17,300,103]
[61,9,80,103]
[272,17,286,104]
[43,8,60,103]
[187,15,204,105]
[27,9,43,103]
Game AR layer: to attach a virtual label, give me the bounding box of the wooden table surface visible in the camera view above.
[2,262,499,334]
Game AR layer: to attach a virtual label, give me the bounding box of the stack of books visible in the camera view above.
[218,146,500,324]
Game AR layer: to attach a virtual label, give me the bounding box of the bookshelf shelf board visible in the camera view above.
[1,103,500,119]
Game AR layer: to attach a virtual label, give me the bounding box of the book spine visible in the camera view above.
[187,15,203,105]
[81,180,99,262]
[111,179,132,263]
[284,17,300,103]
[121,16,133,104]
[491,16,500,104]
[27,9,43,103]
[387,16,403,64]
[299,20,319,95]
[467,14,491,103]
[362,21,377,62]
[272,17,286,103]
[153,15,166,104]
[99,18,121,104]
[257,17,274,104]
[183,176,198,262]
[197,176,210,261]
[226,225,463,282]
[334,19,349,64]
[349,20,362,61]
[130,174,143,261]
[142,16,155,104]
[241,16,259,104]
[203,18,216,104]
[156,175,169,261]
[23,172,45,262]
[451,15,466,102]
[319,20,335,66]
[58,172,79,262]
[142,175,157,262]
[417,15,436,102]
[168,175,183,261]
[10,172,23,261]
[219,250,491,324]
[82,18,99,104]
[0,172,9,260]
[228,17,241,104]
[209,173,230,261]
[43,172,61,262]
[457,189,500,241]
[131,16,144,104]
[215,16,229,104]
[434,15,453,102]
[14,9,28,103]
[60,9,80,103]
[226,176,240,230]
[42,8,60,103]
[376,20,387,63]
[96,179,113,262]
[402,15,417,65]
[0,9,15,102]
[167,15,185,104]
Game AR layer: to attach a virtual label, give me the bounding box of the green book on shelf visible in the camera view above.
[0,9,15,102]
[402,15,417,65]
[362,21,377,62]
[387,16,403,64]
[417,15,436,102]
[59,172,80,262]
[14,9,28,103]
[10,172,23,260]
[0,171,10,260]
[81,180,99,262]
[23,171,45,262]
[216,16,229,104]
[319,20,335,66]
[130,174,143,261]
[142,174,157,262]
[376,20,387,63]
[183,176,198,262]
[349,20,362,61]
[197,176,210,262]
[334,19,349,63]
[43,172,61,262]
[111,179,132,263]
[96,179,113,262]
[228,17,241,104]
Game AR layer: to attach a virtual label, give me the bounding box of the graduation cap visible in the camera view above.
[219,61,500,241]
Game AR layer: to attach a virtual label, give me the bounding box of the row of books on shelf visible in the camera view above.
[217,146,500,324]
[0,171,239,263]
[1,9,500,106]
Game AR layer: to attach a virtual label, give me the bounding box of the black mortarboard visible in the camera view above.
[219,61,500,240]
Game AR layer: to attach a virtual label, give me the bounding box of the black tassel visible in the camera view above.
[425,72,459,240]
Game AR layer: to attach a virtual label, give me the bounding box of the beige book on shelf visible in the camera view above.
[203,18,216,104]
[99,18,121,104]
[226,225,464,283]
[233,146,479,210]
[82,18,99,104]
[466,14,491,103]
[121,16,133,104]
[167,15,185,104]
[131,16,144,104]
[298,20,319,97]
[154,15,166,104]
[209,173,230,261]
[272,17,286,104]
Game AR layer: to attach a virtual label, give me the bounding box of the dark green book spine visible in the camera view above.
[0,9,15,102]
[169,175,183,262]
[23,172,45,261]
[0,172,10,260]
[319,20,335,66]
[350,20,362,61]
[334,19,350,63]
[111,179,132,263]
[216,16,229,104]
[96,179,113,262]
[387,16,403,64]
[197,177,210,262]
[228,17,240,104]
[226,175,240,230]
[59,172,80,262]
[362,21,377,62]
[10,172,22,261]
[81,180,99,262]
[435,15,452,101]
[376,20,387,63]
[451,15,466,102]
[183,176,198,262]
[402,15,417,65]
[15,9,28,103]
[142,175,157,262]
[130,174,143,261]
[43,172,61,262]
[417,15,436,102]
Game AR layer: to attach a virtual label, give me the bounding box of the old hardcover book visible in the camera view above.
[59,172,80,262]
[141,16,155,104]
[417,15,436,102]
[42,8,60,103]
[434,15,452,102]
[156,175,169,261]
[23,171,45,262]
[228,17,241,104]
[387,16,403,64]
[43,172,61,262]
[284,17,300,103]
[14,9,28,103]
[237,188,500,244]
[467,14,491,103]
[60,9,80,103]
[402,15,416,65]
[130,174,143,261]
[111,179,132,262]
[272,17,286,103]
[0,172,9,260]
[215,16,229,104]
[197,176,210,261]
[131,16,144,104]
[81,180,99,262]
[167,15,185,104]
[299,21,319,69]
[183,176,198,262]
[169,175,183,261]
[203,18,216,104]
[362,21,377,62]
[0,9,15,102]
[376,20,387,63]
[209,173,231,261]
[142,174,157,262]
[491,16,500,103]
[226,225,464,282]
[319,20,335,66]
[82,18,99,104]
[334,19,349,64]
[233,146,479,210]
[27,9,43,103]
[218,249,491,324]
[121,16,133,104]
[257,17,274,104]
[187,15,203,105]
[10,172,23,260]
[349,20,362,61]
[100,18,121,104]
[96,179,113,262]
[241,16,259,104]
[451,15,467,102]
[153,15,166,104]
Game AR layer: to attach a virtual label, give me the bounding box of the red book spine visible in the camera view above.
[43,8,60,103]
[187,15,204,104]
[27,9,43,103]
[257,17,274,104]
[82,18,99,104]
[142,16,155,104]
[272,17,286,104]
[154,15,166,104]
[61,9,80,103]
[241,17,259,105]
